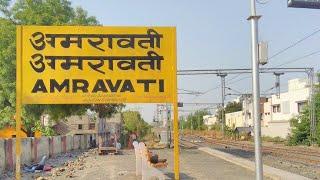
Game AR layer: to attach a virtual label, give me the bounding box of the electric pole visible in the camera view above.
[308,70,316,144]
[248,0,263,179]
[217,73,227,135]
[274,72,284,98]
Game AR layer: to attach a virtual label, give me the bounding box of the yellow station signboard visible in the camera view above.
[16,26,179,180]
[19,26,176,104]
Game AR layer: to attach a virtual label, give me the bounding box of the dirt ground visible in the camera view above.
[1,149,137,180]
[1,147,259,180]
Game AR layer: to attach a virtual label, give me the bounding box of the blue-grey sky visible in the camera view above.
[70,0,320,122]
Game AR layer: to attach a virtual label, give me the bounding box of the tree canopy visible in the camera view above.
[122,110,150,138]
[181,109,209,130]
[216,101,242,122]
[0,0,122,136]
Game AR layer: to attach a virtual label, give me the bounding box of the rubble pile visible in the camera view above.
[49,149,98,178]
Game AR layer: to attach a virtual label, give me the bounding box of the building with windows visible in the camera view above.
[261,78,310,138]
[224,78,311,138]
[52,113,97,135]
[225,96,266,129]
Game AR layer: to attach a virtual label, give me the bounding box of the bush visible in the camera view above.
[288,77,320,146]
[262,136,286,144]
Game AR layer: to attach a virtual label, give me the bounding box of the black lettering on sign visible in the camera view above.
[32,79,48,93]
[137,79,156,92]
[50,79,69,93]
[120,80,135,92]
[92,79,107,93]
[29,54,45,73]
[72,79,89,93]
[29,32,46,50]
[106,80,122,92]
[159,79,164,92]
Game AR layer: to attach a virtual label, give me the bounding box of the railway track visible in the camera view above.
[181,135,320,166]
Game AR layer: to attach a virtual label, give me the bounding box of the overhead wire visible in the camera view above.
[181,24,320,102]
[271,49,320,68]
[190,74,242,101]
[267,28,320,64]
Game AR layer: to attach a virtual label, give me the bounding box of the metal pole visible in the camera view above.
[217,73,227,135]
[248,0,263,179]
[308,69,315,144]
[274,72,284,98]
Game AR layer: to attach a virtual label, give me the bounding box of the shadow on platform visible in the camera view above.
[164,172,195,180]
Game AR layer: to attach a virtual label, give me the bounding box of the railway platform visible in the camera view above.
[155,148,256,180]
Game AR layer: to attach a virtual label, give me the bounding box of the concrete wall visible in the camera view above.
[80,135,86,149]
[0,133,96,173]
[73,135,81,150]
[225,111,247,128]
[37,137,49,162]
[261,121,291,138]
[66,135,73,151]
[21,138,32,165]
[0,139,5,172]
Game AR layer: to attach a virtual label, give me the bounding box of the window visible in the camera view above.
[89,123,95,130]
[78,124,83,130]
[281,101,290,114]
[272,104,281,113]
[297,101,307,113]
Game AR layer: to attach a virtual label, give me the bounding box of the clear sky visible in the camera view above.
[70,0,320,122]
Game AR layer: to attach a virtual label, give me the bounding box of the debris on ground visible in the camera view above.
[23,156,47,173]
[49,149,98,178]
[145,140,167,149]
[117,170,128,176]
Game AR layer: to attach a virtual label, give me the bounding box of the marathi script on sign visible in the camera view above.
[19,26,176,104]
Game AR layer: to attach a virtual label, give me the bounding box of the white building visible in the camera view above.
[203,115,218,128]
[224,78,311,138]
[225,111,244,129]
[225,95,266,129]
[261,78,310,138]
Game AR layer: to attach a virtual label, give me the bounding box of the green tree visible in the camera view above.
[179,116,186,130]
[184,110,209,130]
[216,101,242,123]
[122,111,150,139]
[289,75,320,145]
[0,0,122,136]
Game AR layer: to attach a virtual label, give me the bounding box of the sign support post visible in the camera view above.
[172,29,180,180]
[173,101,179,180]
[15,25,22,180]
